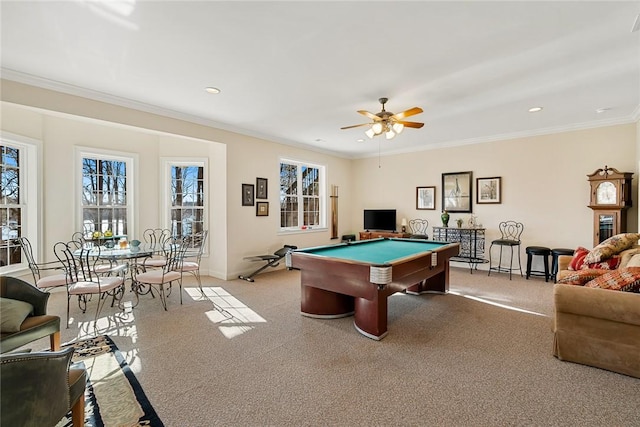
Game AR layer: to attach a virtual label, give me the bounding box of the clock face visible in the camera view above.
[596,181,616,205]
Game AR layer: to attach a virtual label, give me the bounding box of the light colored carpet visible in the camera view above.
[24,266,639,426]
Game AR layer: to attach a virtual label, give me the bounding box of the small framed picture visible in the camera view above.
[256,201,269,216]
[256,177,268,199]
[242,183,254,206]
[442,171,473,213]
[477,177,501,204]
[416,186,436,210]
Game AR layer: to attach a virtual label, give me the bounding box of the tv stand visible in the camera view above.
[359,231,410,240]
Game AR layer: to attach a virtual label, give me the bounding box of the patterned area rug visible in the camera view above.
[55,335,164,427]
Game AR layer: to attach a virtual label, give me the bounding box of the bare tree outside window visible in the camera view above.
[280,160,324,230]
[0,144,22,267]
[82,157,128,236]
[170,165,204,238]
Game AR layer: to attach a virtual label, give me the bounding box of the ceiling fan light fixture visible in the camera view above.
[392,122,404,134]
[385,129,396,140]
[365,128,376,139]
[372,122,383,134]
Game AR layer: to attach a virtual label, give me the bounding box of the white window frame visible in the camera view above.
[0,132,42,275]
[160,157,208,240]
[75,147,137,239]
[279,157,327,232]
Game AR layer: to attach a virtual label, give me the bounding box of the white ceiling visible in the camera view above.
[2,1,639,158]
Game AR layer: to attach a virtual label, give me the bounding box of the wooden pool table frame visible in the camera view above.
[288,238,460,340]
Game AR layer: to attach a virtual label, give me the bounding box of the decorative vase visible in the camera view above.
[456,218,463,228]
[441,211,450,227]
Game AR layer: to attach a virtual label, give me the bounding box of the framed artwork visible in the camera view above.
[256,201,269,216]
[256,177,268,199]
[416,186,436,210]
[442,171,473,213]
[477,177,501,204]
[242,183,254,206]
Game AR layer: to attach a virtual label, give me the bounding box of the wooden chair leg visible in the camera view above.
[71,392,85,427]
[50,331,61,351]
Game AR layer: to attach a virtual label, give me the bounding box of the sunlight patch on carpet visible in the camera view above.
[448,290,547,317]
[71,300,139,343]
[186,287,267,339]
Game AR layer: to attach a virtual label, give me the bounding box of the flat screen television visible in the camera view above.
[364,209,397,231]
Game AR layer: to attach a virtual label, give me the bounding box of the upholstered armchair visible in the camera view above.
[0,276,61,353]
[1,346,86,426]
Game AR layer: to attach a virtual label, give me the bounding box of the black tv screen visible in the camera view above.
[364,209,397,231]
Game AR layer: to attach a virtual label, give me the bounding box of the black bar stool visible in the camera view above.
[551,248,574,283]
[525,246,551,281]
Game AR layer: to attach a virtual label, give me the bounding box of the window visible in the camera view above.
[79,149,134,238]
[280,159,325,230]
[169,163,206,238]
[0,134,40,273]
[0,145,22,267]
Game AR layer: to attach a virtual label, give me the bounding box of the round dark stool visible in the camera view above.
[551,248,575,283]
[525,246,551,282]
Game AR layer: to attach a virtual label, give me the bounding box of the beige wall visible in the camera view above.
[1,80,638,278]
[1,81,354,279]
[353,124,638,269]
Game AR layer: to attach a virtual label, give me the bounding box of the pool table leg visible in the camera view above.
[354,294,388,340]
[300,284,355,318]
[406,262,450,294]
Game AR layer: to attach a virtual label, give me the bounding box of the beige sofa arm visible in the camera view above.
[557,255,572,273]
[554,284,640,325]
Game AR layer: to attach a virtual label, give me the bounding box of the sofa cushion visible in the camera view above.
[583,233,640,264]
[568,247,620,271]
[557,269,609,286]
[0,297,34,333]
[617,246,640,268]
[585,267,640,292]
[626,254,640,267]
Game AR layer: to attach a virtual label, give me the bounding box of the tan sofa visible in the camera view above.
[553,283,640,378]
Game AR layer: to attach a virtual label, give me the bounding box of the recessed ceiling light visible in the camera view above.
[205,87,220,94]
[596,107,611,114]
[528,106,543,113]
[315,138,325,143]
[356,139,365,143]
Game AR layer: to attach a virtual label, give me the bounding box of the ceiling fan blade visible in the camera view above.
[391,107,423,120]
[358,110,383,121]
[396,120,424,128]
[340,123,371,130]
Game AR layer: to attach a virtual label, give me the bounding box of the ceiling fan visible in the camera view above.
[341,97,424,140]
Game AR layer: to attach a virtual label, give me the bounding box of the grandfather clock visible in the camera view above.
[587,166,633,246]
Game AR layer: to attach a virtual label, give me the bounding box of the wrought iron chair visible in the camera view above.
[409,219,429,239]
[131,239,188,310]
[488,221,524,280]
[179,230,208,294]
[141,228,172,269]
[53,241,127,328]
[17,237,68,290]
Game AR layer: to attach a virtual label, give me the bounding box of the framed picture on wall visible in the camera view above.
[242,183,254,206]
[256,201,269,216]
[256,177,268,199]
[477,177,501,204]
[442,171,473,213]
[416,186,436,210]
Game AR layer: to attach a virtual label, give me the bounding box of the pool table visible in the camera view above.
[287,238,460,340]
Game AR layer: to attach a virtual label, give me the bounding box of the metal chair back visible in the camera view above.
[497,221,524,243]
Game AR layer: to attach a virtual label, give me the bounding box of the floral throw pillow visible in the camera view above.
[585,267,640,292]
[568,247,620,271]
[583,233,640,264]
[557,269,609,286]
